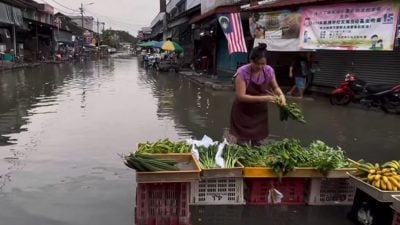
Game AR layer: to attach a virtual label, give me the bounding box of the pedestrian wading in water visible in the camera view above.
[229,43,286,146]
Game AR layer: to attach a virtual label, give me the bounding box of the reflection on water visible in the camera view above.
[134,205,354,225]
[137,71,234,140]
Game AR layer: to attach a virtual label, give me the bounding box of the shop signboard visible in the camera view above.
[300,1,399,50]
[249,10,302,51]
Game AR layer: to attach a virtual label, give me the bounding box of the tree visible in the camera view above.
[101,29,137,48]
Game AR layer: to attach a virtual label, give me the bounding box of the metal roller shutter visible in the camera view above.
[314,50,400,87]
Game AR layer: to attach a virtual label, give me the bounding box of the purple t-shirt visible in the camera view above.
[236,64,275,85]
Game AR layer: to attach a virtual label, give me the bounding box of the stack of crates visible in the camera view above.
[306,178,356,205]
[135,183,191,225]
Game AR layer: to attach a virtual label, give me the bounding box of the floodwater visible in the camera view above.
[0,55,398,225]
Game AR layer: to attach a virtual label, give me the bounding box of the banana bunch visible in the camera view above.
[358,162,400,191]
[382,160,400,173]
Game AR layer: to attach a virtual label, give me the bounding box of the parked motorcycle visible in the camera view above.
[330,74,400,114]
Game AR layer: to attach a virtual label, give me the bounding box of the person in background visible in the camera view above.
[229,43,286,146]
[287,53,310,98]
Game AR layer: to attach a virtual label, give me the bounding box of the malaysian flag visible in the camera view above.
[218,13,248,54]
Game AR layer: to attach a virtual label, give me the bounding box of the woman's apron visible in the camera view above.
[229,78,269,144]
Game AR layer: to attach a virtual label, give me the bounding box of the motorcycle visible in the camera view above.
[330,73,400,114]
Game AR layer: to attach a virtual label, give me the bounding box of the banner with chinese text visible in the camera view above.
[300,1,399,50]
[250,10,302,51]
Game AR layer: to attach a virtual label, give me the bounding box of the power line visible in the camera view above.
[35,0,79,15]
[47,0,79,12]
[85,9,146,27]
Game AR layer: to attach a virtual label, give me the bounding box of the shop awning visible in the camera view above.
[54,30,73,43]
[244,0,328,11]
[190,5,240,24]
[0,2,23,26]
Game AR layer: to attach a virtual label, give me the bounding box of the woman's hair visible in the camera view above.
[250,43,267,62]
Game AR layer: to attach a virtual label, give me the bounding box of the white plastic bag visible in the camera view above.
[268,188,284,204]
[215,138,228,168]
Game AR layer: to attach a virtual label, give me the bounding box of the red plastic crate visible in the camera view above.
[135,182,190,224]
[245,178,306,205]
[393,212,400,225]
[135,216,191,225]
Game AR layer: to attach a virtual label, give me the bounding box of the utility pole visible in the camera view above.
[96,19,99,38]
[80,3,84,48]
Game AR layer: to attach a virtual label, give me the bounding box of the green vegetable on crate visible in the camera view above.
[222,145,241,168]
[236,138,351,178]
[197,144,218,169]
[306,140,350,175]
[236,144,269,167]
[265,139,306,177]
[137,139,191,153]
[124,153,179,172]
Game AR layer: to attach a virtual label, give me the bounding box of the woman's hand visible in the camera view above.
[262,95,276,103]
[279,95,287,106]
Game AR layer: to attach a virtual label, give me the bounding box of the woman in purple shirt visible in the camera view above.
[229,44,286,146]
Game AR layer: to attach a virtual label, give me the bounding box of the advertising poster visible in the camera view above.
[249,10,302,51]
[300,1,399,50]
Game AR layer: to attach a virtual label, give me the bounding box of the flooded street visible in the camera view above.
[0,56,399,225]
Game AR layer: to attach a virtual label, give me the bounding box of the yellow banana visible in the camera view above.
[385,180,393,191]
[394,186,398,191]
[374,174,381,181]
[381,180,387,190]
[368,174,375,181]
[369,169,376,174]
[383,172,393,176]
[373,180,381,189]
[393,176,400,182]
[382,176,389,183]
[382,168,391,173]
[388,177,400,188]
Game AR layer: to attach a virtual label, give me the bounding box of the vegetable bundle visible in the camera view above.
[124,153,179,172]
[275,97,306,123]
[197,144,241,169]
[137,139,191,153]
[197,144,218,169]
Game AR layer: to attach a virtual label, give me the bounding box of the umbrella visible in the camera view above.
[137,41,158,47]
[160,41,184,53]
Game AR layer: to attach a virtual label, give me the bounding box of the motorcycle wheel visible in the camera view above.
[330,94,351,105]
[381,97,400,114]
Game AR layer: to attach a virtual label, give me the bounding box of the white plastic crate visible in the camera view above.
[190,178,245,205]
[306,178,355,205]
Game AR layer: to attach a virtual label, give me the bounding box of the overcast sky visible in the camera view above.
[36,0,159,35]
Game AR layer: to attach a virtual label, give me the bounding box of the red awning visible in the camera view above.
[190,5,241,24]
[245,0,330,11]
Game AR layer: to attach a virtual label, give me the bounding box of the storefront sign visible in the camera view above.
[300,1,399,50]
[249,10,302,51]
